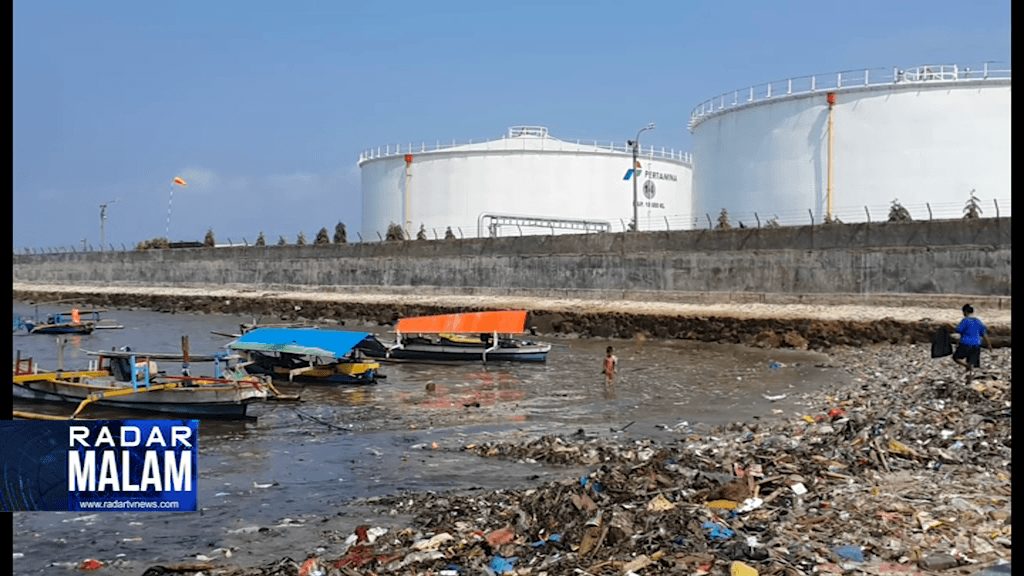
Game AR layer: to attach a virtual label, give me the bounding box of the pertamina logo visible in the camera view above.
[643,179,656,199]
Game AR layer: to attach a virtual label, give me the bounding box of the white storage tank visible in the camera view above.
[358,126,693,239]
[689,63,1011,225]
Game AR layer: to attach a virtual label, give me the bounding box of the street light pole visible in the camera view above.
[99,199,117,249]
[628,123,655,231]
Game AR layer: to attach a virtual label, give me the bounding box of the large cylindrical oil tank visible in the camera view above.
[689,63,1011,225]
[359,126,693,239]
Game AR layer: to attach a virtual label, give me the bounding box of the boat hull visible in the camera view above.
[246,362,379,385]
[12,375,266,418]
[366,343,551,363]
[25,322,96,335]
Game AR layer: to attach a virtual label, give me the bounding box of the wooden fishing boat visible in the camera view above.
[12,344,292,419]
[228,327,382,385]
[211,321,315,339]
[359,310,551,363]
[15,307,124,334]
[19,308,96,334]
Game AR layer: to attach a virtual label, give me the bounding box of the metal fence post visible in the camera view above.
[457,227,464,239]
[994,199,1000,218]
[356,232,363,242]
[754,212,760,228]
[517,225,523,236]
[376,231,383,241]
[808,209,814,225]
[432,228,438,240]
[926,203,933,220]
[664,216,670,230]
[865,206,871,222]
[706,214,712,229]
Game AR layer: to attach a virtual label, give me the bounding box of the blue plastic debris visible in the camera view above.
[489,556,518,574]
[531,533,563,548]
[832,545,865,563]
[579,475,603,493]
[769,361,783,369]
[702,521,734,540]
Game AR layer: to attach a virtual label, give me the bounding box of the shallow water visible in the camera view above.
[11,303,844,573]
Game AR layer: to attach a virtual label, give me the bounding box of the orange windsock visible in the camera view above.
[173,176,188,186]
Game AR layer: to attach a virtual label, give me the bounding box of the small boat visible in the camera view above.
[15,307,123,334]
[228,327,383,385]
[211,321,316,339]
[360,310,551,363]
[19,308,96,334]
[12,341,292,419]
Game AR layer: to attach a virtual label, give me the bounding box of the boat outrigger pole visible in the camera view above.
[386,331,404,358]
[482,330,499,364]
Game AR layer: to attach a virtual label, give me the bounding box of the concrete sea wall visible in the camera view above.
[13,218,1012,298]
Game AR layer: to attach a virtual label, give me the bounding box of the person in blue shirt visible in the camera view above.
[951,304,991,371]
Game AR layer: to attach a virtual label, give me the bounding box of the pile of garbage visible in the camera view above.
[151,345,1011,575]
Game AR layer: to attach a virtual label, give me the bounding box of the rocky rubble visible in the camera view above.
[13,287,1011,349]
[147,345,1011,575]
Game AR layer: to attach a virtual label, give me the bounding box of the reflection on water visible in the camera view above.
[603,380,617,400]
[11,302,847,574]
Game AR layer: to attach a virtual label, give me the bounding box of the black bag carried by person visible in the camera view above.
[931,328,953,358]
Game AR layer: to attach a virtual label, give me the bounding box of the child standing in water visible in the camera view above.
[602,346,618,382]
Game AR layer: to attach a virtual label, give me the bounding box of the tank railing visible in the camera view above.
[359,137,693,164]
[690,62,1012,129]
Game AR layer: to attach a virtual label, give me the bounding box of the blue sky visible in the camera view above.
[13,0,1011,249]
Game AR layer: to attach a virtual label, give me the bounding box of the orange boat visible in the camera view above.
[359,310,551,363]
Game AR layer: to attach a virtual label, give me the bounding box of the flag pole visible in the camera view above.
[166,184,174,239]
[167,176,186,239]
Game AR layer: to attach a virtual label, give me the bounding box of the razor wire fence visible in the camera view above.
[13,196,1011,255]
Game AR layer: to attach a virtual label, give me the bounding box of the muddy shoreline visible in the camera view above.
[130,345,1014,575]
[10,292,1012,574]
[13,286,1012,350]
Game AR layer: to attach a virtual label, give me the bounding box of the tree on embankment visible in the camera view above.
[386,222,405,241]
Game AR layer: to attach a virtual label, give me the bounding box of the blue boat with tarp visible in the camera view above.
[228,328,383,385]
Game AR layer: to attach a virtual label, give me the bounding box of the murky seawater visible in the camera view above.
[11,303,846,573]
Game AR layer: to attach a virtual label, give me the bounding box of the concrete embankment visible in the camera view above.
[14,218,1010,348]
[13,283,1012,349]
[12,219,1012,296]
